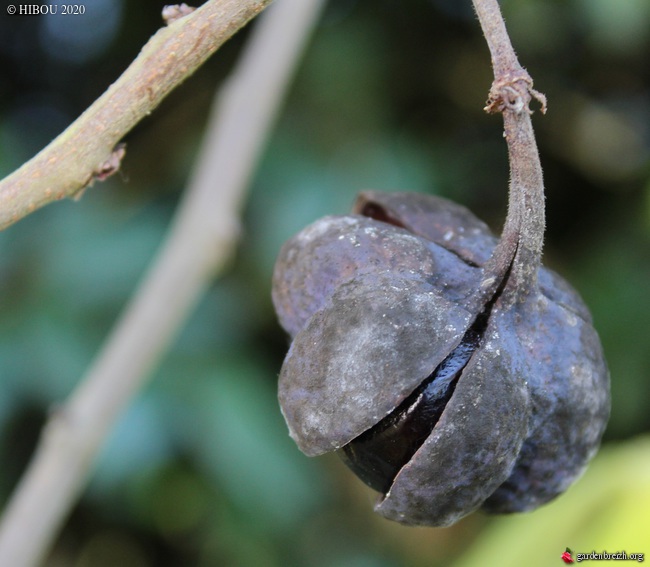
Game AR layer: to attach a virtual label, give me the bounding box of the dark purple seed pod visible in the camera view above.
[272,191,610,527]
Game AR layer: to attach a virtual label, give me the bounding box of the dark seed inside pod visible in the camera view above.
[338,319,485,494]
[356,201,407,229]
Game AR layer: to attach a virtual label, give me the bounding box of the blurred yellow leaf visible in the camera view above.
[453,437,650,567]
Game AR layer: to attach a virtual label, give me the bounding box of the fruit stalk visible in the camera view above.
[472,0,548,302]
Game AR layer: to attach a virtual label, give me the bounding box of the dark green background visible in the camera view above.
[1,0,649,565]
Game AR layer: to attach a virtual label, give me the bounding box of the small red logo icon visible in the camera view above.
[561,547,574,564]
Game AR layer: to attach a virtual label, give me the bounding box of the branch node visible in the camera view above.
[74,143,127,201]
[484,72,547,116]
[94,143,127,183]
[162,4,196,25]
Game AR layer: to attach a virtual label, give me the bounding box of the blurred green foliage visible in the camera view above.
[0,0,649,565]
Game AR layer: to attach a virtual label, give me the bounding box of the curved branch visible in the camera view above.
[0,0,325,564]
[0,0,273,231]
